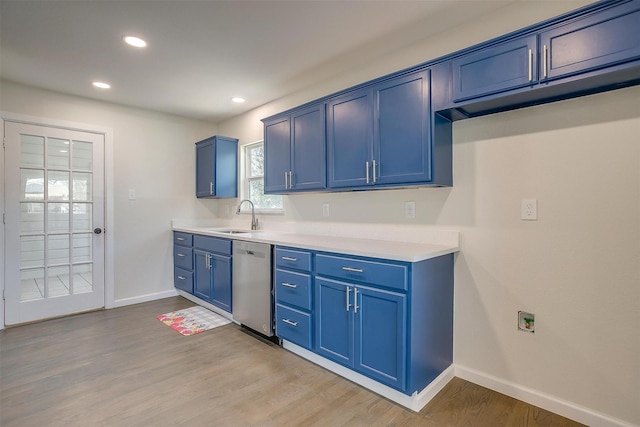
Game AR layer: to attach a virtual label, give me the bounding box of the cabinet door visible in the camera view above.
[315,278,353,367]
[355,286,407,391]
[195,139,215,197]
[210,254,232,312]
[541,1,640,81]
[291,104,327,191]
[264,115,291,193]
[327,87,373,189]
[374,70,432,185]
[451,35,537,102]
[194,249,212,301]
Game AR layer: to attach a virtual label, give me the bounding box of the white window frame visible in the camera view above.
[240,141,283,214]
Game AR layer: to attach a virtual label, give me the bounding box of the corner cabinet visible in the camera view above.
[263,103,326,193]
[195,135,238,198]
[273,245,454,396]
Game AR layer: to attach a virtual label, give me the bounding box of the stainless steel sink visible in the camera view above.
[208,229,254,234]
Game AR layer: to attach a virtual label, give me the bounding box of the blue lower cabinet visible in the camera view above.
[315,277,406,390]
[174,232,194,294]
[174,267,193,293]
[275,304,312,349]
[194,248,232,313]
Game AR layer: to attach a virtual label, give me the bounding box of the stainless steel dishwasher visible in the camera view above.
[232,241,273,336]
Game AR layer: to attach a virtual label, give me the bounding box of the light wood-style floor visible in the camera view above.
[0,297,583,427]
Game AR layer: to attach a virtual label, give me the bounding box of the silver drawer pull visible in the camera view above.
[282,283,297,288]
[282,318,298,327]
[177,276,186,280]
[282,256,297,262]
[177,253,186,257]
[342,266,363,273]
[177,237,185,241]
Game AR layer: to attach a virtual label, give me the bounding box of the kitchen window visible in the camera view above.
[241,141,283,212]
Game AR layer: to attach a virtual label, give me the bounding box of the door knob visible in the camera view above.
[94,228,103,234]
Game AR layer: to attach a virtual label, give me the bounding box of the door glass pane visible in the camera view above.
[48,234,70,265]
[72,140,93,170]
[20,202,45,233]
[48,265,70,297]
[48,203,69,232]
[21,134,44,167]
[72,203,92,231]
[21,268,44,301]
[72,172,92,201]
[21,235,44,268]
[21,169,44,200]
[48,138,70,169]
[73,264,93,294]
[72,233,92,263]
[48,171,70,200]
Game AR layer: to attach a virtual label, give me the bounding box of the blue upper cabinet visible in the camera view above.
[327,87,373,189]
[540,0,640,81]
[447,0,640,116]
[263,116,291,193]
[451,35,538,102]
[263,103,326,193]
[328,70,438,189]
[374,69,432,185]
[195,135,238,198]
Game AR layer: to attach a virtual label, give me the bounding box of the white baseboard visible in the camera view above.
[282,340,455,412]
[455,365,636,427]
[112,289,179,308]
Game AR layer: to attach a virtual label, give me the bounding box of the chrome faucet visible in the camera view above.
[236,199,259,230]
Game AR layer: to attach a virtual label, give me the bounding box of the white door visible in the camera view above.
[4,122,105,325]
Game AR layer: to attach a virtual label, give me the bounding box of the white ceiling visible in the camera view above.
[1,0,518,123]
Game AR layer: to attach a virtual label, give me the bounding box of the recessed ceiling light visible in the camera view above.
[92,81,111,89]
[123,36,147,48]
[232,97,245,103]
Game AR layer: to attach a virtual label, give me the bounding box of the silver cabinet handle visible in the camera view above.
[528,48,533,82]
[206,253,211,270]
[342,266,363,273]
[346,286,352,311]
[282,318,298,327]
[209,181,213,195]
[282,256,297,262]
[284,171,289,189]
[543,44,548,78]
[365,161,370,184]
[177,253,186,257]
[282,282,297,288]
[177,276,186,280]
[177,237,185,241]
[372,160,377,183]
[289,171,294,189]
[354,288,359,314]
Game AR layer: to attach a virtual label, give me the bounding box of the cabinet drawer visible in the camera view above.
[316,254,408,291]
[276,304,312,350]
[174,246,193,270]
[174,232,193,247]
[174,267,193,293]
[275,269,312,310]
[275,247,311,272]
[193,235,232,255]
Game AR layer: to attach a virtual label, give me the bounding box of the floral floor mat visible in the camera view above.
[156,306,231,336]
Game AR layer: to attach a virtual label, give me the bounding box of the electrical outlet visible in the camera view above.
[404,201,415,219]
[518,311,535,333]
[521,198,537,220]
[322,203,330,217]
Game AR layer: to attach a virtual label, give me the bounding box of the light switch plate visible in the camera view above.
[404,201,415,219]
[322,203,330,217]
[128,189,136,201]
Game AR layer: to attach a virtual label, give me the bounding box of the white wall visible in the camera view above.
[216,1,640,425]
[1,80,218,303]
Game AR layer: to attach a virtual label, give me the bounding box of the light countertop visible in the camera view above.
[172,225,459,262]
